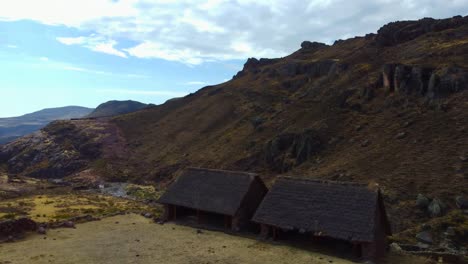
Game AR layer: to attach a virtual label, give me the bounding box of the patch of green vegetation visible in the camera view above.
[0,213,17,220]
[91,159,108,171]
[431,210,468,246]
[125,185,160,200]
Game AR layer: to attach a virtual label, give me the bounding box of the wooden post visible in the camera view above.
[260,224,269,237]
[273,227,277,240]
[224,215,228,229]
[197,210,200,224]
[174,206,177,220]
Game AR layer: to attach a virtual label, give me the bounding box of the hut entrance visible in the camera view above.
[170,206,230,230]
[267,227,357,260]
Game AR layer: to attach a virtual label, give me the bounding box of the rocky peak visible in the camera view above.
[300,41,328,50]
[233,57,281,79]
[375,15,468,46]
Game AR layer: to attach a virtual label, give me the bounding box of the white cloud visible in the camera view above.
[57,35,127,58]
[6,44,18,49]
[56,36,86,45]
[35,57,146,77]
[1,0,467,64]
[97,89,188,97]
[61,65,111,75]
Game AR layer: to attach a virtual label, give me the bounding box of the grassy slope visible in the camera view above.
[0,214,430,264]
[109,20,468,240]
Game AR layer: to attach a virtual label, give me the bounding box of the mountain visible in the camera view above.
[1,16,467,246]
[0,106,93,144]
[86,100,148,118]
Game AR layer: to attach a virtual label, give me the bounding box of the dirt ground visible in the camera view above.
[0,214,432,264]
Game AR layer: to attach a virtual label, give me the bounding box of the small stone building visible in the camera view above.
[252,177,391,260]
[158,167,268,231]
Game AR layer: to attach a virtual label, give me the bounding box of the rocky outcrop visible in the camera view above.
[264,60,347,81]
[300,41,328,50]
[381,63,468,98]
[0,119,125,179]
[427,67,468,99]
[375,15,468,46]
[234,57,347,82]
[233,58,281,78]
[264,130,322,172]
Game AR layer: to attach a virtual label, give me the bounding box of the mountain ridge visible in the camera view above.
[0,106,93,144]
[86,100,148,118]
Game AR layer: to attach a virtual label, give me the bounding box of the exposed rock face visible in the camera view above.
[427,67,468,99]
[381,64,467,98]
[233,58,281,78]
[264,130,322,172]
[0,218,37,239]
[376,15,468,46]
[234,56,346,82]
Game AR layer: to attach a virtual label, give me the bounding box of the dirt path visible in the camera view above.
[0,214,356,264]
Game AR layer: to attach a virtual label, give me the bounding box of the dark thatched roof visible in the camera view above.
[158,168,260,216]
[252,177,390,242]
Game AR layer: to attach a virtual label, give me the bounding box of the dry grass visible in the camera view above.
[0,214,432,264]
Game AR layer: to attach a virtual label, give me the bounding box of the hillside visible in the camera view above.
[86,100,148,118]
[0,106,93,144]
[1,16,467,249]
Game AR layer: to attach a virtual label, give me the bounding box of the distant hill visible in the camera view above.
[86,100,148,118]
[0,106,93,144]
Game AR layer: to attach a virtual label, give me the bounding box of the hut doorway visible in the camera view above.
[170,206,230,230]
[265,227,357,260]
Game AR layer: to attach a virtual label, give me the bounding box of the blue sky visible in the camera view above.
[0,0,467,117]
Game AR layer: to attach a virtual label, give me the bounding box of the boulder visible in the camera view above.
[143,213,153,219]
[416,231,433,244]
[395,132,407,139]
[389,242,402,252]
[455,196,468,209]
[37,226,47,235]
[63,221,75,228]
[445,226,456,237]
[428,198,445,217]
[416,194,430,209]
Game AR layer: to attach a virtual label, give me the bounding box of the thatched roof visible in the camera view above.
[158,168,260,216]
[252,177,390,242]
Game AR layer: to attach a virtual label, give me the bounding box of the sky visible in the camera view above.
[0,0,467,117]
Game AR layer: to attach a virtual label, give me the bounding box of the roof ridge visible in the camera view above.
[186,167,258,176]
[279,176,370,188]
